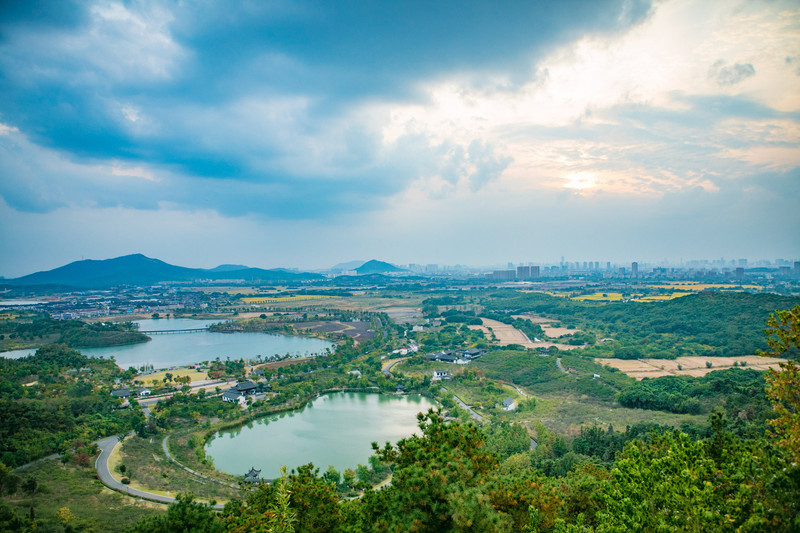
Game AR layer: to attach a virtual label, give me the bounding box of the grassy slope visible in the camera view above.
[5,460,161,531]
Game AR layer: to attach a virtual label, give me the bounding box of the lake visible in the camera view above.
[206,392,438,479]
[0,318,334,369]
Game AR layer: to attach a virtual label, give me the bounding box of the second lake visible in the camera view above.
[205,392,438,479]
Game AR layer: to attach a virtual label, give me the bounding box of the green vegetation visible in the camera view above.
[143,407,798,532]
[1,287,798,532]
[0,313,148,351]
[0,460,156,532]
[617,368,771,422]
[474,350,633,401]
[0,344,144,466]
[482,291,800,358]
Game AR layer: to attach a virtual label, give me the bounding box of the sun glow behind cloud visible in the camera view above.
[377,0,800,200]
[0,0,798,273]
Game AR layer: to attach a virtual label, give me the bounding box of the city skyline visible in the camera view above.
[1,0,799,276]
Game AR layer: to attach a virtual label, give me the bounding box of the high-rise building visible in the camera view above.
[490,270,516,281]
[735,267,744,280]
[532,266,540,278]
[631,262,639,278]
[517,265,531,280]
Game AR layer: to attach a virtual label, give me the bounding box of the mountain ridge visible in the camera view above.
[7,254,322,288]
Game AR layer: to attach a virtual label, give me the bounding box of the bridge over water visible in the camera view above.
[140,328,209,335]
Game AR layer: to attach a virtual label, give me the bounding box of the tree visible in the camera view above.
[361,410,506,531]
[0,463,20,496]
[760,305,800,461]
[129,493,224,533]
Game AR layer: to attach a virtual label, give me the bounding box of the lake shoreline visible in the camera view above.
[203,390,438,481]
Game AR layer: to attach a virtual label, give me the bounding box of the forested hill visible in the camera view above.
[355,260,407,275]
[6,254,323,288]
[485,291,800,358]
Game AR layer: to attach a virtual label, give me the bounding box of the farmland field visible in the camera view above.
[597,355,786,379]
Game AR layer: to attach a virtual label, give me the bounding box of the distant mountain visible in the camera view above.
[8,254,323,288]
[208,264,250,272]
[328,260,365,272]
[355,260,407,275]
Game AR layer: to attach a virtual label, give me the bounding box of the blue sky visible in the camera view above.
[1,0,798,276]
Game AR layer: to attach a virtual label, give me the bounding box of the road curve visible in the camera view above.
[441,387,483,422]
[95,435,225,509]
[382,357,408,377]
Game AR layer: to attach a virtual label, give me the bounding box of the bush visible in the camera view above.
[121,477,131,485]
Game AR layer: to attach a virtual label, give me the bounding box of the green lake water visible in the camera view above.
[206,392,437,479]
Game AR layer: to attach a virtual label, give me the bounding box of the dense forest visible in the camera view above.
[0,345,143,466]
[0,313,149,351]
[483,291,800,358]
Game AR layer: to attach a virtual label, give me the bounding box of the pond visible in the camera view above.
[0,318,334,369]
[205,392,438,479]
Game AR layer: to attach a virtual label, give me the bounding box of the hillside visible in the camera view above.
[7,254,323,288]
[355,259,407,275]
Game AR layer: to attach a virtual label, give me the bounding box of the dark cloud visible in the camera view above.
[708,60,756,86]
[0,0,653,220]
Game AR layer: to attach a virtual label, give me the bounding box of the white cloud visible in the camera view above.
[374,0,799,201]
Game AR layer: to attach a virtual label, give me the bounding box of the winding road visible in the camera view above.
[382,357,408,378]
[441,387,484,422]
[95,435,225,509]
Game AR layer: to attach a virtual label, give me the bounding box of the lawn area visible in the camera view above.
[4,460,161,532]
[118,435,242,504]
[134,368,209,386]
[513,393,708,437]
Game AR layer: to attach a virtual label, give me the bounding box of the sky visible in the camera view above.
[0,0,798,276]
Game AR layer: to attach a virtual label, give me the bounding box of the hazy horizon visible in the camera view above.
[1,0,798,277]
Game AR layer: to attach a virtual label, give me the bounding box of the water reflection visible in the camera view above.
[206,392,437,479]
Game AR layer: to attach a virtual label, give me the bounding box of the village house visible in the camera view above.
[500,397,516,411]
[432,369,451,381]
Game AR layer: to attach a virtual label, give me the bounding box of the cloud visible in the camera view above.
[709,60,756,86]
[0,0,798,272]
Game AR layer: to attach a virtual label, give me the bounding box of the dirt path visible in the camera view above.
[474,318,583,350]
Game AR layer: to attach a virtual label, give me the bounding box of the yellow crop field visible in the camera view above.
[648,283,760,291]
[572,292,625,302]
[242,295,334,304]
[636,294,690,302]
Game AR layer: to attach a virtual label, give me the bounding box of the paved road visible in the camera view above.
[382,357,408,377]
[442,387,483,422]
[95,435,225,509]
